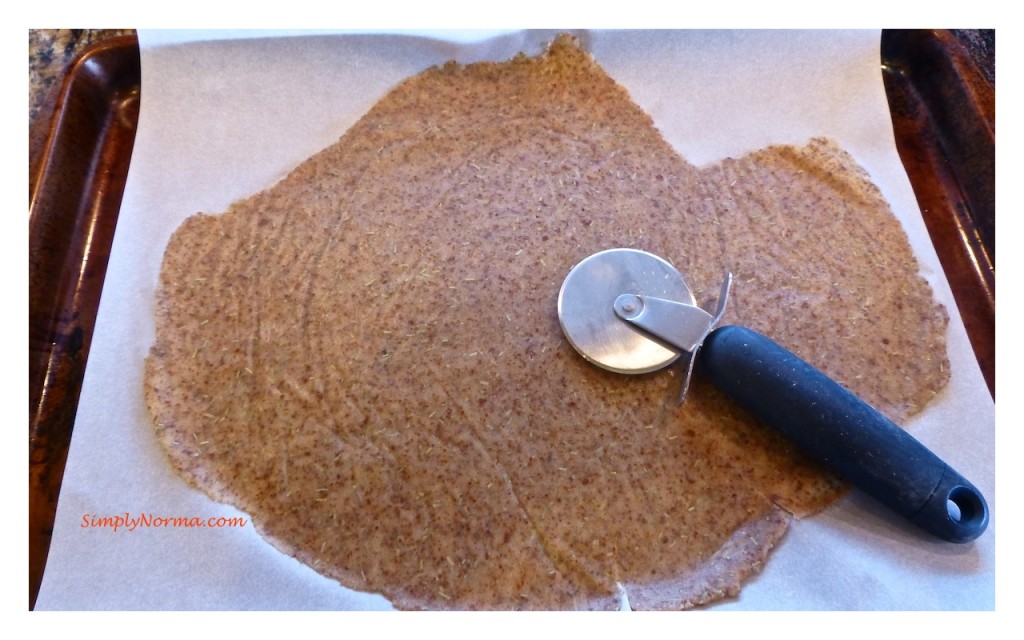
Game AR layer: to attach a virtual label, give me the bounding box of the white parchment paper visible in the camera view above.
[35,29,995,610]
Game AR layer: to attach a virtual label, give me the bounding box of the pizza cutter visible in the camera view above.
[557,248,989,543]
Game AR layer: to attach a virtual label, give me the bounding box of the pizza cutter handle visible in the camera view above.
[699,325,988,543]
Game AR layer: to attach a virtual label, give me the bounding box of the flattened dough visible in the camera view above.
[145,35,949,610]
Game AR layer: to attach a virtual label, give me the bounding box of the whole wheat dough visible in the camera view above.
[144,35,949,610]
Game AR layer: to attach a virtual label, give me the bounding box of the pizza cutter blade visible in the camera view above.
[557,248,705,373]
[557,248,989,544]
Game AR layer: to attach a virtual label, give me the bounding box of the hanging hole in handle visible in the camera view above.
[946,485,984,524]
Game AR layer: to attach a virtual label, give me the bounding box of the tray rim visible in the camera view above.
[28,33,142,610]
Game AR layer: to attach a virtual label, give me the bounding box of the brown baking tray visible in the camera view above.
[881,29,995,397]
[27,29,994,610]
[28,34,140,609]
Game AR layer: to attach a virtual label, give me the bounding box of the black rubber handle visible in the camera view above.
[700,325,988,543]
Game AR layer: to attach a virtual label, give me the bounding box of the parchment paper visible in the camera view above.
[35,29,995,610]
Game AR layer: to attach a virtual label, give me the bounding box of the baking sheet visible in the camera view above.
[35,29,995,610]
